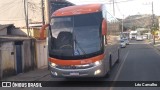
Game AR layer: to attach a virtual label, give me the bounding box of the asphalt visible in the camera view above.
[115,42,160,81]
[1,39,160,90]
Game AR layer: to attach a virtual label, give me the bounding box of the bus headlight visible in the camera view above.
[50,62,57,67]
[94,61,102,65]
[94,69,101,75]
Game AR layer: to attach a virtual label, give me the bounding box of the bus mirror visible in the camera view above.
[102,19,107,35]
[39,24,49,40]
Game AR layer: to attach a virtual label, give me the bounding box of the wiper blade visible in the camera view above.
[74,36,86,55]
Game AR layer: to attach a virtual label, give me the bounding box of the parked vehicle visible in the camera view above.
[143,34,147,40]
[120,39,126,48]
[120,32,129,45]
[136,35,143,41]
[124,37,129,45]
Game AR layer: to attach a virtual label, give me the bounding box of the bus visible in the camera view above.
[40,4,120,77]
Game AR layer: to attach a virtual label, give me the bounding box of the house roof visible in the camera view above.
[0,24,14,31]
[0,35,31,42]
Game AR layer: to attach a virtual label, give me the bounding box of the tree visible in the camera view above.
[151,25,159,44]
[151,26,159,35]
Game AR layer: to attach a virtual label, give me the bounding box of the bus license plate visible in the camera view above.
[70,72,79,76]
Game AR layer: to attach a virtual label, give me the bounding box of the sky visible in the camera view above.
[0,0,42,27]
[67,0,160,19]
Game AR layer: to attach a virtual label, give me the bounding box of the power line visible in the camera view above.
[0,1,19,14]
[113,0,134,3]
[112,0,115,16]
[0,0,20,9]
[23,0,30,36]
[115,2,123,16]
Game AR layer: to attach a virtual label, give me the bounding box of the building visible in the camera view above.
[0,36,35,79]
[0,24,15,35]
[0,0,74,79]
[0,0,74,28]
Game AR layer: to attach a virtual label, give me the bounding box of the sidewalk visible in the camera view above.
[153,41,160,51]
[147,39,160,51]
[2,67,50,81]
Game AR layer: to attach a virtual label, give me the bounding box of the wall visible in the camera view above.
[0,38,36,79]
[36,40,47,69]
[22,40,35,72]
[0,42,16,78]
[0,44,1,80]
[11,28,47,39]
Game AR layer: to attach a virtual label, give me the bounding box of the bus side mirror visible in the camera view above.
[39,24,49,40]
[102,19,107,35]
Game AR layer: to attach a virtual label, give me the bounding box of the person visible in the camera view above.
[56,31,73,56]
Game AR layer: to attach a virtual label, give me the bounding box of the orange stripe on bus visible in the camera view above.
[49,54,104,66]
[52,4,102,17]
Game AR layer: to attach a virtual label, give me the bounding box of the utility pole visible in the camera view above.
[143,1,155,44]
[152,1,155,44]
[44,0,50,24]
[113,0,115,16]
[41,0,45,25]
[24,0,29,36]
[44,0,50,70]
[122,15,124,33]
[152,1,154,26]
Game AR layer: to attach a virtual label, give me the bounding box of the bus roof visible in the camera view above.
[52,4,102,17]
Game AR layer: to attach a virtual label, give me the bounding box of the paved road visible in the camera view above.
[39,40,160,81]
[2,40,160,90]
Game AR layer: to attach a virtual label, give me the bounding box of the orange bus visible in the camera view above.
[41,4,120,77]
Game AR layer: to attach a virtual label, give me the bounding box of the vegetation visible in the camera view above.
[123,14,159,30]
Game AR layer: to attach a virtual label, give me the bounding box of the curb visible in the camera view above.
[2,68,50,81]
[149,43,160,52]
[145,39,160,52]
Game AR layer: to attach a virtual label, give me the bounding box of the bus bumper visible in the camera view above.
[49,63,106,77]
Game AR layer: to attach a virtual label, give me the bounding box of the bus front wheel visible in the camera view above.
[105,55,112,78]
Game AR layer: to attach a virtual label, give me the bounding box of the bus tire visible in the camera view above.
[105,55,112,78]
[105,71,110,78]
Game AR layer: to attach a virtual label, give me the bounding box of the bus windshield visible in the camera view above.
[49,12,103,59]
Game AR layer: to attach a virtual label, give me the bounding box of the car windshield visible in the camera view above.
[49,12,103,59]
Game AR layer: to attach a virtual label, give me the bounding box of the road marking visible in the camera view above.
[109,51,129,90]
[129,43,147,45]
[113,51,129,81]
